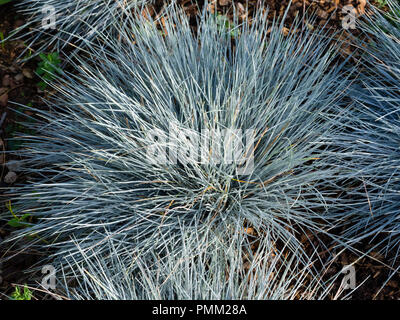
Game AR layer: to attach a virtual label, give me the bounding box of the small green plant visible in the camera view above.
[0,31,5,50]
[36,52,62,90]
[0,0,13,5]
[11,285,32,300]
[5,200,48,243]
[376,0,388,8]
[214,14,240,37]
[6,201,32,228]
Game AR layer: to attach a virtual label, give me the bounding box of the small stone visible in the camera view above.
[22,68,33,79]
[14,73,24,82]
[4,171,17,184]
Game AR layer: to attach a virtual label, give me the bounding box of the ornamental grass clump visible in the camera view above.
[333,1,400,263]
[4,7,354,270]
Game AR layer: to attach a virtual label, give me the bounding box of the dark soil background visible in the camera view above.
[0,0,399,300]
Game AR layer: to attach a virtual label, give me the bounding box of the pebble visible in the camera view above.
[22,68,33,79]
[4,171,17,184]
[14,73,24,82]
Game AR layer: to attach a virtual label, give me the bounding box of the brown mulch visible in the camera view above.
[0,0,398,300]
[303,231,400,300]
[150,0,376,28]
[0,3,46,299]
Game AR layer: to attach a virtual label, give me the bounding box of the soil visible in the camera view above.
[0,0,399,300]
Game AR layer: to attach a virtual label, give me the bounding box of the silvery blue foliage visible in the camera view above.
[4,7,354,272]
[59,227,343,300]
[335,1,400,263]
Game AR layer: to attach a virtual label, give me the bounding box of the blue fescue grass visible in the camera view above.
[56,226,347,300]
[332,1,400,267]
[2,7,355,274]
